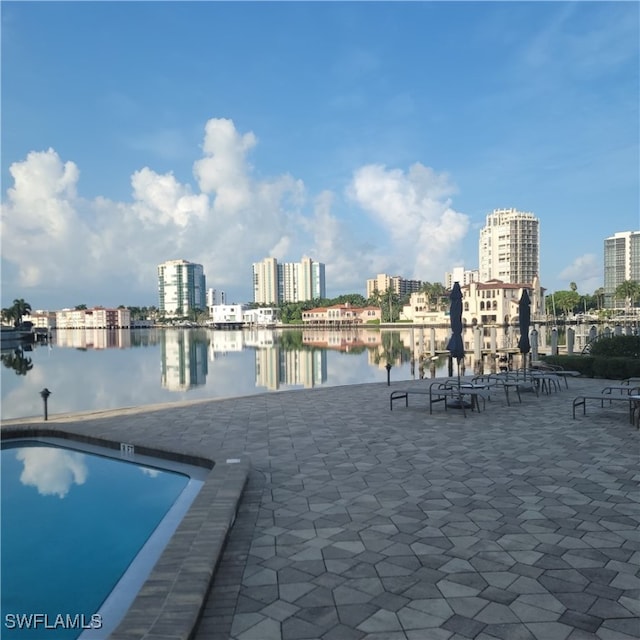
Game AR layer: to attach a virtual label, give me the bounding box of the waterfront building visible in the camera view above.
[243,307,279,326]
[479,208,540,284]
[604,230,640,309]
[400,277,544,325]
[366,274,422,299]
[157,259,206,316]
[302,303,381,326]
[209,304,247,328]
[55,307,130,329]
[252,256,326,304]
[27,310,57,330]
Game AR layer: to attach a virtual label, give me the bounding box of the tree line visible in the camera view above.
[3,280,638,328]
[545,280,640,317]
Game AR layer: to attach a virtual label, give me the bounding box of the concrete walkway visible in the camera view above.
[2,375,639,640]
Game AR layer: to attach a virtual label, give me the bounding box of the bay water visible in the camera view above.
[1,323,603,421]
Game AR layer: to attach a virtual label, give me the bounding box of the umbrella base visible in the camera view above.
[448,398,472,409]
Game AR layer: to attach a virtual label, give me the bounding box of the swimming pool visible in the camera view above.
[1,436,208,639]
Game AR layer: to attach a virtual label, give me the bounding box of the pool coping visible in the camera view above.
[1,425,250,640]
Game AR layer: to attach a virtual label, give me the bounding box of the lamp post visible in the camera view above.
[40,388,51,421]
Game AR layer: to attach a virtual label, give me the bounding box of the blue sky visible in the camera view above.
[1,1,638,310]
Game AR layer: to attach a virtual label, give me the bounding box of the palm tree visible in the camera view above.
[1,307,16,326]
[11,299,32,327]
[615,280,640,314]
[593,287,605,311]
[431,283,449,311]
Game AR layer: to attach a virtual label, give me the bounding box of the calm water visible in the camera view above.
[0,324,603,420]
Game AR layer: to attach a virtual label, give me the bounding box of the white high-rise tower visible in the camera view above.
[479,208,540,284]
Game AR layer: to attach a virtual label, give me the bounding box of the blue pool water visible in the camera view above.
[1,437,206,639]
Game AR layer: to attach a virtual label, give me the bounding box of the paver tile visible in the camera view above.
[7,376,637,640]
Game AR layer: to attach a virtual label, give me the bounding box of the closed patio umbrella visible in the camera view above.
[518,289,531,376]
[446,282,465,389]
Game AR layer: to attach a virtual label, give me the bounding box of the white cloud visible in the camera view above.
[1,119,472,305]
[1,120,307,303]
[16,447,88,498]
[193,118,257,211]
[131,167,208,227]
[558,253,601,293]
[308,191,377,289]
[348,163,469,281]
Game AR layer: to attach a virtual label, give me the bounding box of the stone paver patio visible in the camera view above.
[2,375,639,640]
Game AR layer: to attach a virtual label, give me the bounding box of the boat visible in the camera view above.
[1,323,36,346]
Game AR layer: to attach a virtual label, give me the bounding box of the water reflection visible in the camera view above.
[160,329,208,390]
[55,328,132,349]
[15,447,88,498]
[1,347,34,376]
[2,323,637,421]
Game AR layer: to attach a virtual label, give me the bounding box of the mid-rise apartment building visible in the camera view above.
[366,274,422,299]
[604,230,640,309]
[56,307,131,329]
[479,208,540,285]
[252,256,326,304]
[157,259,206,316]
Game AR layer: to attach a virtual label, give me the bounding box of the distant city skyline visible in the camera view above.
[1,2,638,309]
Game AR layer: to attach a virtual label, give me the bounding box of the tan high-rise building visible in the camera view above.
[252,257,279,305]
[479,208,540,284]
[366,274,422,299]
[604,230,640,309]
[252,256,326,304]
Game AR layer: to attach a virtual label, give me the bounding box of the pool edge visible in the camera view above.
[1,426,250,640]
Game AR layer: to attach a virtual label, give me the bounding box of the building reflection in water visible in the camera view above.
[54,328,132,350]
[255,348,327,390]
[160,329,208,391]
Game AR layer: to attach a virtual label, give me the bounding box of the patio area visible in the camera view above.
[2,375,639,639]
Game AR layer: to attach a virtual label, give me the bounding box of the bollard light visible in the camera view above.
[40,388,51,421]
[385,362,392,386]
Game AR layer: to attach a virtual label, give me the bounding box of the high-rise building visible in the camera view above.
[444,267,479,290]
[253,257,279,304]
[366,274,422,299]
[252,256,326,304]
[157,259,206,316]
[604,230,640,309]
[479,208,540,284]
[299,256,326,302]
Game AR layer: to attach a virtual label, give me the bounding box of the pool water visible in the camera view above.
[1,438,206,639]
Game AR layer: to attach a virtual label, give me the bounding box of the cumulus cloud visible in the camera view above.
[1,120,306,302]
[348,162,469,281]
[16,447,88,498]
[1,118,471,305]
[558,253,601,293]
[131,167,208,227]
[2,148,91,287]
[193,118,257,211]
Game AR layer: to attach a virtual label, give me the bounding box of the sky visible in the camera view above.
[1,1,639,310]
